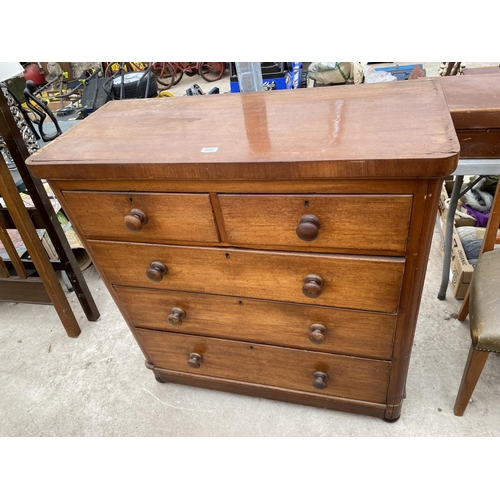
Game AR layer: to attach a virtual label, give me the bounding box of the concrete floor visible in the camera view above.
[1,62,499,437]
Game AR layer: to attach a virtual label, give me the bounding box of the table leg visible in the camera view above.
[438,175,464,300]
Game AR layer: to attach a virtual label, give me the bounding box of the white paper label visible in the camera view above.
[201,147,218,153]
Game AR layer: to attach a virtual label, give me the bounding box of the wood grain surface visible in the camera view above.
[0,277,51,303]
[90,240,405,312]
[455,129,500,158]
[24,78,462,419]
[439,73,500,129]
[63,191,219,243]
[137,329,391,403]
[53,178,425,194]
[0,256,8,279]
[26,80,459,180]
[219,194,412,252]
[150,367,389,417]
[115,286,397,359]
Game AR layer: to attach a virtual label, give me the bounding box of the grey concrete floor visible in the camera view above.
[1,62,500,437]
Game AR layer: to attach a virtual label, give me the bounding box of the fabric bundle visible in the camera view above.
[456,226,500,266]
[456,226,487,266]
[460,176,498,228]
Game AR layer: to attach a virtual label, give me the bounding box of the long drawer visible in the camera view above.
[90,241,405,312]
[137,329,391,404]
[219,194,412,252]
[115,286,396,359]
[62,191,220,243]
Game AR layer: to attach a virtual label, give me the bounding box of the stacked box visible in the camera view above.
[437,200,475,299]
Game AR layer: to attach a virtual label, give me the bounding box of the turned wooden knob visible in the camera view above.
[168,307,186,326]
[312,371,328,390]
[296,215,320,241]
[302,274,324,298]
[124,208,148,232]
[187,352,203,369]
[309,324,327,344]
[146,261,168,282]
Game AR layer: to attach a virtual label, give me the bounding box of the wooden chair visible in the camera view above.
[454,180,500,415]
[453,249,500,415]
[0,88,99,338]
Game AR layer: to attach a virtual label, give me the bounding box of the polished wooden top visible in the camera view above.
[27,79,459,180]
[439,73,500,129]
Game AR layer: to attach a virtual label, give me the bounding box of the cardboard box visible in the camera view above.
[449,225,474,299]
[46,99,63,112]
[438,181,448,218]
[437,215,474,299]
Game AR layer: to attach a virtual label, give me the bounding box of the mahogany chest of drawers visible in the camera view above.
[27,79,459,421]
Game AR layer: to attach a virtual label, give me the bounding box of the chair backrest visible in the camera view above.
[0,84,40,156]
[439,62,463,76]
[0,87,100,337]
[0,150,80,337]
[23,80,62,142]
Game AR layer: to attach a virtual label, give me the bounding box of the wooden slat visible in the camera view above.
[0,255,9,278]
[0,217,28,278]
[0,154,80,337]
[2,257,64,272]
[0,277,51,303]
[0,207,46,229]
[0,91,99,323]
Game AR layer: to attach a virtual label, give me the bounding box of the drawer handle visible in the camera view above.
[312,371,328,390]
[309,324,327,344]
[296,215,320,241]
[187,352,203,369]
[146,261,168,282]
[124,208,148,232]
[168,307,186,326]
[302,274,324,298]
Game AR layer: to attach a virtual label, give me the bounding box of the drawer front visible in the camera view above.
[115,286,396,359]
[91,241,405,312]
[62,191,219,243]
[137,329,391,404]
[219,194,412,252]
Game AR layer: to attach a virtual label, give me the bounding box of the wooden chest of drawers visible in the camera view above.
[27,79,459,420]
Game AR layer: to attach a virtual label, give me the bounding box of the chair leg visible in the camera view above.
[454,344,489,416]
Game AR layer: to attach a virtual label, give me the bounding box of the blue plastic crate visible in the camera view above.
[374,64,424,81]
[230,75,292,92]
[229,62,300,92]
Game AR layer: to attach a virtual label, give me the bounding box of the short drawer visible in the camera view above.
[136,329,391,404]
[62,191,219,243]
[115,286,396,359]
[218,194,412,252]
[90,241,405,313]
